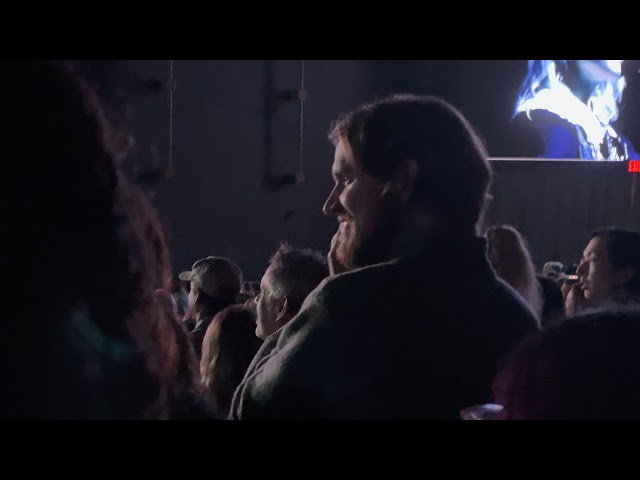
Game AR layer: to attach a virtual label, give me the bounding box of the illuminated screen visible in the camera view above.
[511,60,638,161]
[371,60,640,161]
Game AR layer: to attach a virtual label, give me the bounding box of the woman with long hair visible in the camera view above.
[200,305,262,418]
[486,225,543,319]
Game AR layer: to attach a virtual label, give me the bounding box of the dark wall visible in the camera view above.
[486,160,640,269]
[113,60,375,280]
[370,60,528,156]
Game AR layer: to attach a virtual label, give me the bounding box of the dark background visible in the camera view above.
[73,60,640,280]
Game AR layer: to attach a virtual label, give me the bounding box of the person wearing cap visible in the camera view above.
[179,256,243,356]
[542,261,564,281]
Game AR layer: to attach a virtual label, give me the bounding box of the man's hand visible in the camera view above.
[328,223,349,276]
[565,282,588,318]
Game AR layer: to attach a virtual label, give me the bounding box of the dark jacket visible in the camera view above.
[230,237,540,420]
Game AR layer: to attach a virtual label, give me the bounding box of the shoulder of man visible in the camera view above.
[300,259,400,311]
[228,260,399,419]
[233,263,387,382]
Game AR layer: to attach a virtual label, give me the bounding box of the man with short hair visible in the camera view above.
[179,256,243,356]
[230,94,539,420]
[566,227,640,316]
[255,243,328,341]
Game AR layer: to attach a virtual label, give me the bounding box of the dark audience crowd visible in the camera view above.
[3,60,640,420]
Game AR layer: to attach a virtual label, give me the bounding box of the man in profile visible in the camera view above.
[254,243,328,341]
[230,94,539,419]
[237,243,328,383]
[179,256,243,356]
[566,227,640,316]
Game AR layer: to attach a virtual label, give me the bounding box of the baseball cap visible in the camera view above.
[542,261,564,280]
[178,256,243,298]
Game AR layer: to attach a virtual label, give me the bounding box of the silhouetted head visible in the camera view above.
[486,225,542,316]
[494,307,640,420]
[200,305,263,417]
[180,256,243,321]
[0,61,177,418]
[576,227,640,304]
[255,243,328,340]
[323,94,491,269]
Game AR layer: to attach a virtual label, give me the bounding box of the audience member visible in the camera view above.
[485,225,543,319]
[200,306,262,418]
[537,275,565,328]
[0,61,186,419]
[179,256,243,356]
[230,94,539,419]
[154,289,218,419]
[566,227,640,316]
[494,307,640,419]
[254,243,328,341]
[542,261,563,281]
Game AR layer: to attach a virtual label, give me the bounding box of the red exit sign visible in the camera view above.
[630,160,640,173]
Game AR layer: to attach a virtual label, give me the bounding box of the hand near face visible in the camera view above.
[328,223,351,276]
[565,282,588,318]
[560,281,573,303]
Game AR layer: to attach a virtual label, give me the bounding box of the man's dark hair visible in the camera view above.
[591,227,640,295]
[329,94,491,234]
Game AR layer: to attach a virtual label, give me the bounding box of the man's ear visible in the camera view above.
[390,159,419,203]
[275,296,290,324]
